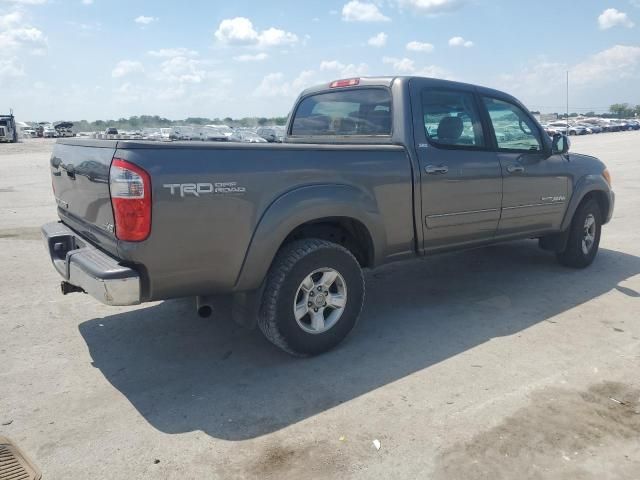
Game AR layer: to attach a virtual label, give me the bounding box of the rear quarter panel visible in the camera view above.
[114,143,414,300]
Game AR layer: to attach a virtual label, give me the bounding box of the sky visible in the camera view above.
[1,0,640,122]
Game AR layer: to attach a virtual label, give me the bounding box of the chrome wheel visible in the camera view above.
[582,213,596,255]
[293,267,347,334]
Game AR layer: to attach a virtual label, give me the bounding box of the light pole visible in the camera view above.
[566,71,569,131]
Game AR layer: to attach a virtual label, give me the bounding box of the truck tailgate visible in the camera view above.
[50,140,118,253]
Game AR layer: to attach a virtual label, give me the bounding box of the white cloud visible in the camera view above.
[382,56,450,78]
[254,72,287,97]
[414,65,450,78]
[81,0,94,4]
[572,45,640,84]
[148,48,198,58]
[0,57,24,77]
[111,60,144,78]
[255,61,369,98]
[597,8,634,30]
[342,1,390,22]
[134,15,158,25]
[0,11,47,56]
[214,17,298,48]
[383,56,415,72]
[0,11,22,29]
[397,0,466,15]
[159,56,205,83]
[406,40,434,52]
[234,53,268,62]
[320,60,368,77]
[368,32,388,47]
[449,36,473,47]
[254,70,316,97]
[215,17,257,44]
[257,27,298,47]
[496,45,640,111]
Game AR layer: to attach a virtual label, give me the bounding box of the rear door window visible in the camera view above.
[421,89,485,148]
[291,88,391,136]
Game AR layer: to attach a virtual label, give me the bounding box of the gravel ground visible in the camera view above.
[1,134,639,479]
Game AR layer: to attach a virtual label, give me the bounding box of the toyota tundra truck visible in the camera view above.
[42,76,614,356]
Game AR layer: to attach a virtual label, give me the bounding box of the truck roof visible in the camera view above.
[299,75,523,108]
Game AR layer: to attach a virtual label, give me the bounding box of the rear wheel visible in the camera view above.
[556,199,602,268]
[258,239,365,356]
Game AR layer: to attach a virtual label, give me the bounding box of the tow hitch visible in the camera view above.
[61,281,85,295]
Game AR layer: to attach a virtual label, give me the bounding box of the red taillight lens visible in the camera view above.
[330,78,360,88]
[109,158,151,241]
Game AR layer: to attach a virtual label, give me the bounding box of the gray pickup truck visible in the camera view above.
[43,76,614,356]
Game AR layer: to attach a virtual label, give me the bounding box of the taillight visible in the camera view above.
[330,78,360,88]
[109,158,151,241]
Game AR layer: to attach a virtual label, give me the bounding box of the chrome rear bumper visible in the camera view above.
[41,222,141,306]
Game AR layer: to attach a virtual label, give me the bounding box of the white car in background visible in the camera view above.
[547,122,589,136]
[205,124,234,138]
[43,127,59,138]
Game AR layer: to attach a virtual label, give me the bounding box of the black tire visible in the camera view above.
[556,199,602,268]
[258,239,365,356]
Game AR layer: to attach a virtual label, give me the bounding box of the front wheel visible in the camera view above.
[556,199,602,268]
[258,239,365,356]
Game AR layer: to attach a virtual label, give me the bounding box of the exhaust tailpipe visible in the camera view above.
[196,296,213,318]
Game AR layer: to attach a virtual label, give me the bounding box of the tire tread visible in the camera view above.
[258,239,364,356]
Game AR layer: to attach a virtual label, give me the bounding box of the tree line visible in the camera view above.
[67,115,288,132]
[607,103,640,119]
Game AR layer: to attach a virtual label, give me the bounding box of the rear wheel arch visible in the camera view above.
[282,217,375,268]
[234,185,385,292]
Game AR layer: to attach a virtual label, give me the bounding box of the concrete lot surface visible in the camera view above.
[1,135,639,479]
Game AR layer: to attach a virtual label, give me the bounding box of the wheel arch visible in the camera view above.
[234,184,386,291]
[561,175,612,231]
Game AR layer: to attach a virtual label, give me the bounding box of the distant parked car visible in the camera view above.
[257,126,284,143]
[104,127,118,135]
[43,127,59,138]
[547,122,588,136]
[205,124,234,139]
[201,126,231,142]
[230,130,268,143]
[578,123,602,134]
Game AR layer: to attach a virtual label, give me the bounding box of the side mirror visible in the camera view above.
[552,133,570,155]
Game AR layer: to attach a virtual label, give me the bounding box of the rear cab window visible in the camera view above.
[290,88,392,136]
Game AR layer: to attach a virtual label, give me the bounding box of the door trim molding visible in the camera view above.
[427,207,499,218]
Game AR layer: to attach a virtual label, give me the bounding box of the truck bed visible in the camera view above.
[50,138,415,301]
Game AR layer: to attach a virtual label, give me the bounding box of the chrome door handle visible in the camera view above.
[425,165,449,175]
[507,165,525,174]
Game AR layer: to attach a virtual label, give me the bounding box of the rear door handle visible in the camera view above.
[425,165,449,175]
[507,165,525,174]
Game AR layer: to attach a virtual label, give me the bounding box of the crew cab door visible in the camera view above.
[480,96,569,236]
[409,80,502,251]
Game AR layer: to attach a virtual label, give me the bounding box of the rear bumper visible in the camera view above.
[41,222,141,306]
